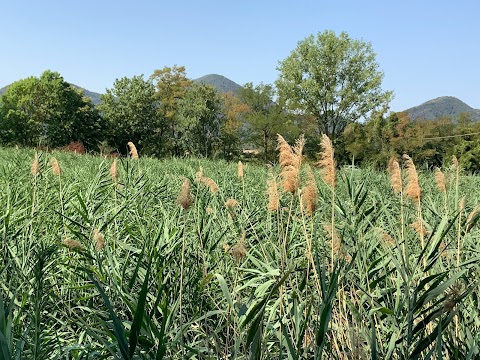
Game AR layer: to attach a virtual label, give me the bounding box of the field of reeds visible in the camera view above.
[1,136,480,359]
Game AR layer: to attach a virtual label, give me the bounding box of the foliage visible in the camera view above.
[98,75,161,156]
[0,70,103,149]
[1,145,480,358]
[177,82,223,157]
[150,65,193,156]
[238,82,297,162]
[276,30,393,141]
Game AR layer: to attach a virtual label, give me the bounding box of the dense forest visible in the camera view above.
[1,31,479,171]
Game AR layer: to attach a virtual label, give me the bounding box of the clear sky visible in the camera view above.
[1,0,479,112]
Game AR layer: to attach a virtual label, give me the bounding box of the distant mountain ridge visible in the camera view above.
[193,74,242,94]
[405,96,480,121]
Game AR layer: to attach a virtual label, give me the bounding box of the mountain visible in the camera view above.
[194,74,242,94]
[0,83,102,105]
[71,85,102,105]
[405,96,480,122]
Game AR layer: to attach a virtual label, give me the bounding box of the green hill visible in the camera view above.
[194,74,242,94]
[405,96,480,121]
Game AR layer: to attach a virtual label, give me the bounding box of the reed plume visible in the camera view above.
[459,196,465,212]
[403,154,421,203]
[318,134,336,188]
[434,167,446,193]
[301,166,318,215]
[200,177,219,193]
[452,155,459,171]
[109,159,118,181]
[127,141,139,160]
[194,167,219,193]
[225,198,239,209]
[388,157,402,194]
[410,218,427,237]
[195,166,204,182]
[31,152,40,176]
[267,173,280,211]
[380,229,396,247]
[50,157,61,175]
[231,230,247,264]
[277,134,304,193]
[466,205,480,232]
[93,228,106,250]
[237,161,244,179]
[177,178,193,210]
[63,238,84,251]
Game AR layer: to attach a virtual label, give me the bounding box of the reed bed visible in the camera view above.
[0,143,479,359]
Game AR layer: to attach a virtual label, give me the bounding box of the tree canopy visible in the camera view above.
[0,70,103,149]
[276,30,393,141]
[98,75,161,155]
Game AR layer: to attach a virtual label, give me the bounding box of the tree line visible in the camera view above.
[1,30,479,170]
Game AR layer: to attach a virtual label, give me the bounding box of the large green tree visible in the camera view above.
[150,65,192,155]
[99,75,161,155]
[276,30,393,141]
[238,83,295,162]
[0,70,103,149]
[177,83,222,157]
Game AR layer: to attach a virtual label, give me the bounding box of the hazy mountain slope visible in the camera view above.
[194,74,242,94]
[405,96,480,121]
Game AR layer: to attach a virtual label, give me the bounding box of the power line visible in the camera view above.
[423,131,480,140]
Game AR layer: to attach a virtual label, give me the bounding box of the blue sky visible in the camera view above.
[1,0,479,112]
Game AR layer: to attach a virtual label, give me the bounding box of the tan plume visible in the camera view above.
[237,161,244,179]
[466,205,480,232]
[267,173,280,211]
[50,157,61,175]
[177,178,193,210]
[109,159,118,181]
[387,157,402,194]
[127,141,139,160]
[63,238,84,251]
[31,152,40,176]
[93,228,106,250]
[318,134,336,188]
[277,134,304,193]
[301,166,318,215]
[403,154,421,203]
[434,167,446,193]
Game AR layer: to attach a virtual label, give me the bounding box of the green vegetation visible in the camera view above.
[1,141,480,358]
[2,30,480,170]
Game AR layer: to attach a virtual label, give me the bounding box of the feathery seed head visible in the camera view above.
[31,152,40,176]
[63,238,84,251]
[301,166,318,215]
[93,228,106,250]
[267,173,280,211]
[387,157,402,194]
[452,155,459,171]
[434,167,446,193]
[231,230,247,264]
[109,159,118,181]
[127,141,139,160]
[410,218,427,237]
[318,134,336,188]
[466,205,480,232]
[177,178,193,210]
[225,198,239,209]
[50,157,61,175]
[237,161,244,179]
[403,154,421,203]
